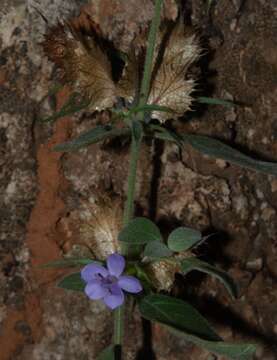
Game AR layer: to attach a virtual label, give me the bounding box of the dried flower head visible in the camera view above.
[79,197,122,260]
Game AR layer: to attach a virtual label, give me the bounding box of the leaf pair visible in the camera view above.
[118,217,202,258]
[118,218,237,298]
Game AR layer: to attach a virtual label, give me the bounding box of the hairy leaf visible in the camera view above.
[150,124,183,146]
[40,92,91,123]
[153,130,277,176]
[131,104,175,116]
[168,227,202,252]
[182,134,277,176]
[168,326,256,360]
[197,96,235,108]
[139,294,221,341]
[53,126,130,152]
[57,272,85,292]
[118,217,162,244]
[144,241,173,258]
[181,257,238,299]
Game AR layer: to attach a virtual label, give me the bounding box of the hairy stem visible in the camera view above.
[114,0,163,355]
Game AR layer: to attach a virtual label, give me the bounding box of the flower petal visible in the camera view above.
[107,253,125,277]
[118,275,143,293]
[85,281,108,300]
[103,284,124,309]
[81,264,108,283]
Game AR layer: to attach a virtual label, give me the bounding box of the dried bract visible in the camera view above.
[149,23,200,122]
[145,252,192,291]
[146,259,179,291]
[79,197,122,260]
[119,21,200,122]
[43,23,116,111]
[43,14,199,121]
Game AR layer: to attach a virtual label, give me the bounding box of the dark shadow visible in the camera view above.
[148,139,165,220]
[114,345,122,360]
[183,294,277,354]
[136,319,157,360]
[196,229,234,267]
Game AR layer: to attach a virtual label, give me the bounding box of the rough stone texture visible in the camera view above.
[1,0,277,359]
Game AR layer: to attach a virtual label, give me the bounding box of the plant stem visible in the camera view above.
[114,305,124,347]
[113,0,164,355]
[123,139,141,226]
[139,0,163,107]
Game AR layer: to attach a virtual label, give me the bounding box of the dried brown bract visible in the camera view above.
[119,21,200,122]
[79,196,122,260]
[145,252,193,291]
[43,13,200,121]
[42,22,116,111]
[149,23,200,122]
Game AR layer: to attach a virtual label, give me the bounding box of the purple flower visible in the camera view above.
[81,253,143,309]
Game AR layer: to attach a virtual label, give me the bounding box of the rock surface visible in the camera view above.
[1,0,277,359]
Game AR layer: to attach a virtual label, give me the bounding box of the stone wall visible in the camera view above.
[0,1,277,359]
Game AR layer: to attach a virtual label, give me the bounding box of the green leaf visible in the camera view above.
[118,217,162,245]
[167,325,256,360]
[53,126,130,152]
[197,96,235,108]
[131,104,175,115]
[57,272,85,292]
[139,294,221,341]
[97,345,115,360]
[180,257,238,299]
[144,241,173,258]
[150,124,183,147]
[168,227,202,252]
[40,93,91,123]
[182,134,277,176]
[40,258,101,268]
[153,130,277,176]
